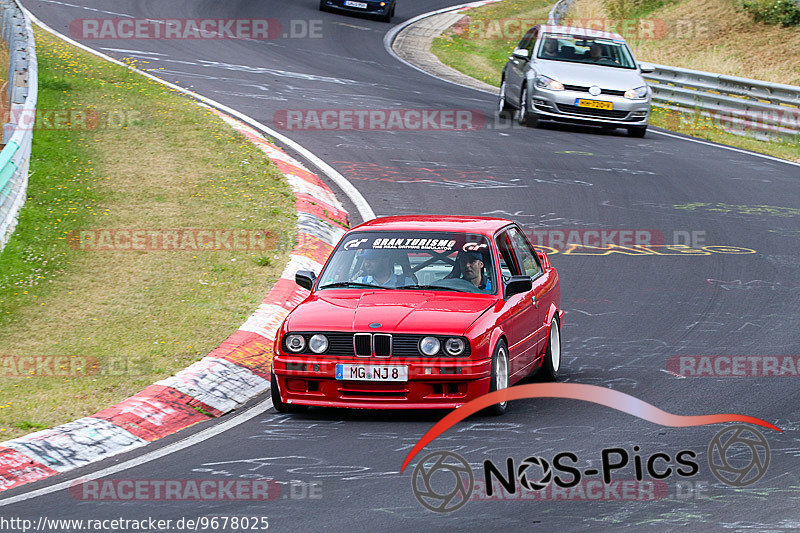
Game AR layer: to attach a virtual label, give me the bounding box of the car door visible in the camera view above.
[507,226,551,367]
[505,27,537,106]
[494,229,536,382]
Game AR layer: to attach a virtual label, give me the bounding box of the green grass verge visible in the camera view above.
[430,0,799,162]
[0,29,297,439]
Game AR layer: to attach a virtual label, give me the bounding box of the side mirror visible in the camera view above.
[505,275,532,298]
[295,270,317,291]
[512,48,530,61]
[536,248,551,270]
[639,62,655,74]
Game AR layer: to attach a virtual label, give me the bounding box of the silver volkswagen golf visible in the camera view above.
[499,25,655,137]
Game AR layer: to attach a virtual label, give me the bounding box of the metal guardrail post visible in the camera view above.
[0,0,37,252]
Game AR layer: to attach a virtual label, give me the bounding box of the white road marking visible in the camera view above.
[36,0,132,17]
[648,129,800,168]
[195,59,363,85]
[331,22,372,30]
[99,47,168,56]
[660,368,685,379]
[0,399,275,506]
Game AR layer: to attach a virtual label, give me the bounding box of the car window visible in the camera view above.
[517,28,537,53]
[495,232,521,281]
[318,231,497,294]
[507,227,543,278]
[536,33,636,69]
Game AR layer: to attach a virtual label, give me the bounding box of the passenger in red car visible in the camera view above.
[458,251,491,291]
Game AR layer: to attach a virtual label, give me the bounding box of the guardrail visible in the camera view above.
[549,0,800,140]
[0,0,37,252]
[643,66,800,138]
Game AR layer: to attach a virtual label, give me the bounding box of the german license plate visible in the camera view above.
[344,1,368,8]
[336,364,408,382]
[575,98,613,110]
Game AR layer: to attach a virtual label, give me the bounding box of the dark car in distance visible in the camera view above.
[319,0,396,22]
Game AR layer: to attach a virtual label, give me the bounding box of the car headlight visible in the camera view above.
[285,334,306,353]
[309,334,329,354]
[419,336,441,356]
[444,337,466,356]
[534,75,564,91]
[624,86,648,99]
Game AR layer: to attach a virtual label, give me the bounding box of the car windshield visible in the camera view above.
[317,231,497,294]
[537,33,636,69]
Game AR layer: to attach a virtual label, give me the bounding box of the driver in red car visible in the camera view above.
[457,250,492,291]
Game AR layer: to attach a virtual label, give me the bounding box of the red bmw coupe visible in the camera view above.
[271,215,563,415]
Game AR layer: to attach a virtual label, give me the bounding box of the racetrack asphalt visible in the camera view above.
[3,1,800,531]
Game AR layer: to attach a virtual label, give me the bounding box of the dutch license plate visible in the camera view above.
[575,98,613,110]
[344,1,368,8]
[336,364,408,382]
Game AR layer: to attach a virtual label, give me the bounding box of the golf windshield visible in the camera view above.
[537,33,636,69]
[318,231,497,294]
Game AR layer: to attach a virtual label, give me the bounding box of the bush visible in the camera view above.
[741,0,800,26]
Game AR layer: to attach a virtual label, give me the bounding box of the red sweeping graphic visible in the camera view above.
[400,383,781,472]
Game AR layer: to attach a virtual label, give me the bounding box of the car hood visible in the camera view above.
[285,291,495,335]
[535,60,646,91]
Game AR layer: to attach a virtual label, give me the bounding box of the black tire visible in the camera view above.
[482,339,509,416]
[319,0,329,12]
[515,86,539,127]
[497,79,513,118]
[538,318,561,381]
[627,125,647,137]
[271,371,308,413]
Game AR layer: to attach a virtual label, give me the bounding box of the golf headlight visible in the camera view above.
[420,336,441,356]
[285,334,306,353]
[535,75,564,91]
[624,86,648,99]
[309,334,329,354]
[444,337,466,356]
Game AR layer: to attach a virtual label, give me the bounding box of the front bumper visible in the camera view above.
[322,0,392,15]
[530,87,650,126]
[273,356,491,409]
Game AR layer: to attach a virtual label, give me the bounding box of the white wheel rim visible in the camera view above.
[498,81,506,114]
[496,346,509,407]
[550,321,561,373]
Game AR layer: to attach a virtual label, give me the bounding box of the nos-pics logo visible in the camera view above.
[411,424,770,513]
